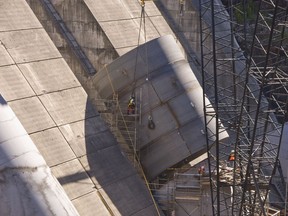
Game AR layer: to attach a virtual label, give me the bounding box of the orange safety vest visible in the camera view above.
[228,152,235,161]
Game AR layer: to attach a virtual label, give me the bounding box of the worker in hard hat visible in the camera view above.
[226,150,235,168]
[198,165,205,175]
[127,96,136,115]
[228,150,235,162]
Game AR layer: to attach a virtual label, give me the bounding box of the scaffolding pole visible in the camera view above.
[199,0,288,215]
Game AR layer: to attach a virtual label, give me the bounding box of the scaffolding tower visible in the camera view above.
[199,0,288,215]
[95,93,141,171]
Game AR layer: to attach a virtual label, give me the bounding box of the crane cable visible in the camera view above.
[133,0,155,129]
[133,0,146,92]
[133,1,160,215]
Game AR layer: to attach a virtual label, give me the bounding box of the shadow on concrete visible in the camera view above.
[82,100,160,215]
[0,95,7,105]
[56,99,160,215]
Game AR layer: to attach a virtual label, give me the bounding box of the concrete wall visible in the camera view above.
[26,0,118,111]
[155,0,203,80]
[27,0,118,74]
[156,0,201,58]
[51,0,118,68]
[2,1,162,215]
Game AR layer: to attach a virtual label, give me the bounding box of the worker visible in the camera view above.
[228,150,235,162]
[127,96,136,115]
[198,165,205,175]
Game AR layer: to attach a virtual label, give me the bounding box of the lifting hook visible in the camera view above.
[148,115,155,129]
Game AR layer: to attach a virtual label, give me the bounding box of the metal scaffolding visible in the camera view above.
[199,0,288,215]
[150,169,212,216]
[95,93,140,170]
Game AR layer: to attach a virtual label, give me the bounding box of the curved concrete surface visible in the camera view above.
[0,95,79,216]
[92,35,228,180]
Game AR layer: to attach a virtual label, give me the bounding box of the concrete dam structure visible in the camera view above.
[1,0,288,215]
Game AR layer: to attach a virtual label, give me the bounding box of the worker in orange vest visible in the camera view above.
[228,150,235,161]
